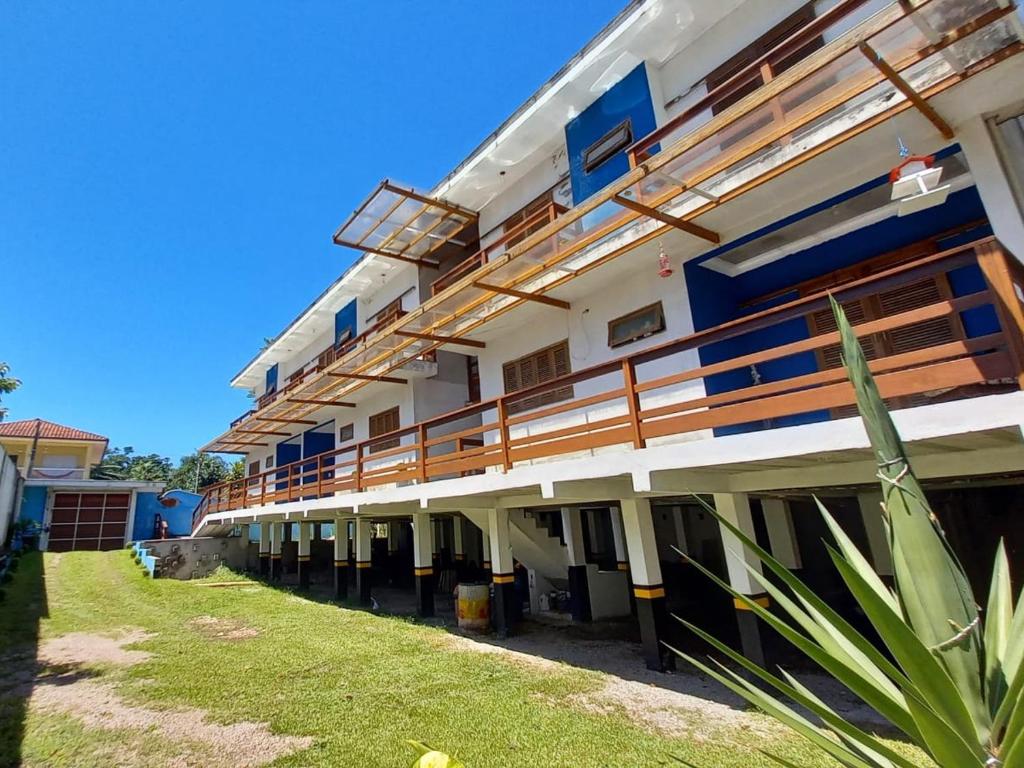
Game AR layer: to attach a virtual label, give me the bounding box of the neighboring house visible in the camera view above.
[0,419,195,551]
[192,0,1024,670]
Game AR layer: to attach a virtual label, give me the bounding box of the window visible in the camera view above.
[583,119,633,173]
[371,298,403,327]
[502,340,573,415]
[248,461,260,476]
[339,423,354,443]
[368,407,400,453]
[264,456,273,469]
[706,4,823,116]
[608,302,666,348]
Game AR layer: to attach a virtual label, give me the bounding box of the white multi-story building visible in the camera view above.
[192,0,1024,670]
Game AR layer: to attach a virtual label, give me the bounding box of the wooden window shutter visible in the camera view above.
[368,406,400,453]
[503,340,574,415]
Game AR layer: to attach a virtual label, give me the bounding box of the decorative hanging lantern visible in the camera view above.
[657,242,674,278]
[889,153,950,216]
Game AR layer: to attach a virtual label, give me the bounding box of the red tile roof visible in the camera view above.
[0,419,108,443]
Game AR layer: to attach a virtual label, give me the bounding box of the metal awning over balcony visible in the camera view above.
[204,0,1024,454]
[332,180,478,267]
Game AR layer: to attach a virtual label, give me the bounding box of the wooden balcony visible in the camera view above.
[194,237,1024,531]
[430,201,567,297]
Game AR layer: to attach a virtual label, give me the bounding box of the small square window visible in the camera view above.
[608,302,666,348]
[264,456,273,469]
[583,119,633,174]
[339,423,355,443]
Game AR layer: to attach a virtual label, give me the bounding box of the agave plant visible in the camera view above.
[670,297,1023,767]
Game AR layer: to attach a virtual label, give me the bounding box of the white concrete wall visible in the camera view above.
[0,446,21,547]
[586,564,631,619]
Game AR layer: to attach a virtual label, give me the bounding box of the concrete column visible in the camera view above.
[585,508,603,559]
[561,507,592,622]
[297,521,311,589]
[355,517,372,606]
[412,512,434,618]
[333,517,348,600]
[610,507,635,615]
[619,498,671,670]
[481,530,491,575]
[386,520,400,584]
[671,505,689,555]
[269,522,283,582]
[760,498,801,569]
[857,490,893,576]
[714,493,768,668]
[959,114,1024,258]
[488,508,517,637]
[258,521,271,577]
[453,516,465,562]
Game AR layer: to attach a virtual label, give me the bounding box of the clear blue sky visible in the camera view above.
[0,1,624,462]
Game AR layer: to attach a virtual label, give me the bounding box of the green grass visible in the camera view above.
[0,550,903,767]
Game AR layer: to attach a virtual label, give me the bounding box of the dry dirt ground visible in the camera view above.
[0,628,311,768]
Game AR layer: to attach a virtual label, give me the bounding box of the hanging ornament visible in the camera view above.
[657,242,674,278]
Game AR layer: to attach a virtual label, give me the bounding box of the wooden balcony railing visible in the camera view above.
[194,237,1024,531]
[431,202,567,296]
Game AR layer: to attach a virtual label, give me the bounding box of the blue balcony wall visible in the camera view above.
[685,175,994,437]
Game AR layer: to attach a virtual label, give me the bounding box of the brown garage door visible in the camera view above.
[49,492,131,552]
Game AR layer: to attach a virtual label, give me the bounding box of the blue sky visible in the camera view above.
[0,1,624,462]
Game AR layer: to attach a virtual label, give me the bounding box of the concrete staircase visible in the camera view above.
[461,509,569,584]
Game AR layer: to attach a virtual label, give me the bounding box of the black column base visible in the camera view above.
[735,595,769,669]
[567,564,592,622]
[258,554,269,577]
[492,576,518,637]
[297,557,310,589]
[269,555,282,582]
[415,568,435,617]
[356,562,372,606]
[334,562,348,600]
[635,586,674,671]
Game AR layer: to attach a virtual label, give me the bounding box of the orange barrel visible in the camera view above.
[457,582,490,631]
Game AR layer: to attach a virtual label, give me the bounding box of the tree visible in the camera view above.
[0,362,20,422]
[90,446,173,482]
[672,297,1023,767]
[165,452,231,492]
[227,458,246,481]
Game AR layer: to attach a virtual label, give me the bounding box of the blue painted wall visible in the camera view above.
[684,180,995,436]
[335,299,357,343]
[275,440,301,497]
[19,486,47,526]
[565,63,657,205]
[133,489,200,540]
[266,363,278,394]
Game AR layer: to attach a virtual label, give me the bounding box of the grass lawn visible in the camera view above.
[0,550,906,767]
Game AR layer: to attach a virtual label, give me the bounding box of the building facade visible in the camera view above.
[194,0,1024,669]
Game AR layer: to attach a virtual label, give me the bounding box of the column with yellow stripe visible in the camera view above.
[269,521,283,582]
[620,498,671,671]
[297,521,311,590]
[333,517,348,600]
[561,507,591,623]
[412,512,434,618]
[355,517,372,607]
[258,521,271,578]
[715,493,771,668]
[488,508,517,637]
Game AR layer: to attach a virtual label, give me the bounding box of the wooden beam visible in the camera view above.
[394,330,486,349]
[331,238,440,268]
[254,416,317,425]
[287,397,357,407]
[219,441,270,447]
[381,181,477,220]
[611,194,721,243]
[472,281,570,310]
[326,371,407,384]
[237,429,290,436]
[858,42,954,139]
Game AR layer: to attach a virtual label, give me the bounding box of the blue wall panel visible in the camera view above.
[19,486,47,525]
[565,63,657,205]
[335,300,357,343]
[132,490,200,540]
[684,183,993,436]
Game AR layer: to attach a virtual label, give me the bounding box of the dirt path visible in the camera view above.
[2,628,311,768]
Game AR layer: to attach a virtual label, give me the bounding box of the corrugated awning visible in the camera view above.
[332,180,478,267]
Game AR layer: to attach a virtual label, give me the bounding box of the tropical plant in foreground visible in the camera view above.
[671,297,1023,767]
